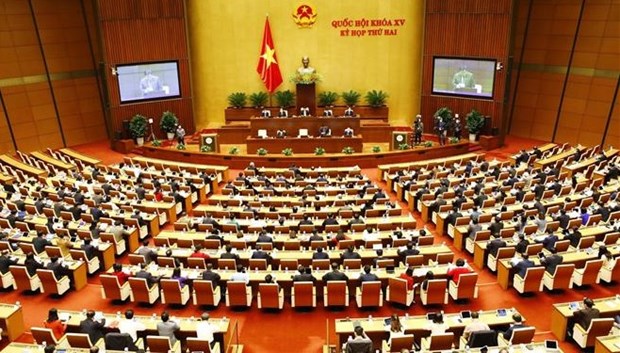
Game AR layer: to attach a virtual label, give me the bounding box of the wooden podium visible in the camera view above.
[296,83,316,115]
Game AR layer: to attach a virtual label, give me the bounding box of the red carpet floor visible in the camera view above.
[2,136,615,353]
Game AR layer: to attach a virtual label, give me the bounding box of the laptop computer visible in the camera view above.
[496,309,507,317]
[460,310,472,319]
[426,312,438,321]
[569,302,580,311]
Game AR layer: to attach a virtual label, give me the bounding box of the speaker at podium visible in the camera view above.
[200,133,218,152]
[391,131,411,150]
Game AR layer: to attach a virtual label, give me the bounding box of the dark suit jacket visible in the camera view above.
[556,214,570,229]
[573,307,600,329]
[312,252,329,260]
[46,261,69,279]
[201,270,221,287]
[33,237,52,254]
[542,254,563,274]
[359,273,379,283]
[487,239,507,257]
[341,251,362,260]
[292,273,316,282]
[135,270,158,288]
[81,244,97,260]
[0,255,18,274]
[514,259,535,278]
[80,317,106,343]
[542,235,558,251]
[503,323,527,340]
[322,270,348,282]
[515,240,530,254]
[25,258,45,276]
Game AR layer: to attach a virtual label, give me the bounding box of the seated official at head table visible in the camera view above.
[276,129,287,138]
[344,127,354,137]
[299,106,310,117]
[278,108,288,117]
[318,125,331,137]
[260,108,271,118]
[323,109,333,117]
[344,106,354,117]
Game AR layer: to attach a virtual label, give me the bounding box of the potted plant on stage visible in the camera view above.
[249,92,269,108]
[365,90,388,108]
[129,114,148,146]
[362,90,389,120]
[228,92,247,109]
[160,111,178,140]
[433,107,453,133]
[274,90,295,113]
[342,90,361,107]
[318,91,339,107]
[466,109,485,142]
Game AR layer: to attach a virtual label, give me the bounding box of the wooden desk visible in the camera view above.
[130,155,229,184]
[0,304,25,341]
[253,166,362,178]
[534,148,581,169]
[30,151,76,171]
[59,148,102,165]
[497,240,619,290]
[246,136,364,154]
[596,335,620,353]
[0,154,47,177]
[551,296,620,341]
[379,152,479,183]
[0,173,15,185]
[250,116,360,136]
[335,308,523,349]
[11,253,88,290]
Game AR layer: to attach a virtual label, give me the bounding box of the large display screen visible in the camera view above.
[432,57,496,99]
[116,61,181,104]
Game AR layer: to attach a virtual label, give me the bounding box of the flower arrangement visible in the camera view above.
[423,141,434,147]
[314,147,325,155]
[228,146,239,155]
[200,145,212,153]
[398,143,411,150]
[342,146,355,154]
[372,146,381,153]
[291,72,322,85]
[257,148,268,156]
[282,148,293,156]
[151,139,161,147]
[449,137,460,144]
[176,143,186,151]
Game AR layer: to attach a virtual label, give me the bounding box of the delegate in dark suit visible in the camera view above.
[573,306,600,329]
[541,254,563,274]
[487,239,507,257]
[513,258,535,278]
[135,270,159,288]
[79,314,106,343]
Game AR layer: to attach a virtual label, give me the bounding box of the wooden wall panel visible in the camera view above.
[97,0,194,138]
[509,0,619,146]
[421,0,512,136]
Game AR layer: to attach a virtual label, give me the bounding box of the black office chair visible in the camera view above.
[467,330,499,348]
[105,333,142,352]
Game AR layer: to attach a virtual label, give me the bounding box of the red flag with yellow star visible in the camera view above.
[256,17,283,93]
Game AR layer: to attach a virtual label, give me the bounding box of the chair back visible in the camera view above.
[203,239,221,249]
[360,281,381,307]
[580,259,604,285]
[551,264,575,288]
[31,327,58,345]
[326,281,347,306]
[156,257,177,268]
[292,282,315,307]
[525,243,543,256]
[376,259,395,268]
[128,254,146,265]
[160,279,184,304]
[343,259,361,269]
[387,277,409,305]
[337,239,355,250]
[100,274,124,300]
[18,243,36,255]
[345,340,372,353]
[522,267,545,292]
[496,247,516,259]
[428,333,454,350]
[280,259,299,270]
[187,257,206,269]
[186,338,213,353]
[583,319,615,346]
[312,259,330,270]
[418,236,434,246]
[283,240,301,250]
[310,240,328,250]
[435,253,454,264]
[405,255,424,267]
[146,336,173,353]
[66,333,94,348]
[10,265,37,291]
[249,258,267,270]
[227,281,250,307]
[509,327,536,344]
[218,258,237,270]
[454,273,478,299]
[424,279,447,304]
[128,277,152,302]
[37,269,62,294]
[554,240,570,252]
[193,280,218,306]
[467,330,498,348]
[603,232,619,245]
[388,334,414,352]
[258,283,281,309]
[576,236,596,249]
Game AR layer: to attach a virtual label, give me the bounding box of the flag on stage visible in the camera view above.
[256,17,283,93]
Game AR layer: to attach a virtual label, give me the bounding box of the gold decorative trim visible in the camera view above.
[520,63,619,79]
[0,70,96,88]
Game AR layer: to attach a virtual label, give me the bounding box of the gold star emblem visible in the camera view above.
[261,44,277,68]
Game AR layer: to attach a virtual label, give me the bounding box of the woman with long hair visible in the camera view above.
[43,308,67,340]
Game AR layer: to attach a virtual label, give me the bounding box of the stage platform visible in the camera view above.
[136,138,472,169]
